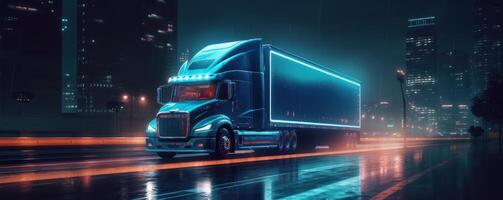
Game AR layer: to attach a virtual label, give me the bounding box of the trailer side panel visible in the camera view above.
[267,48,361,130]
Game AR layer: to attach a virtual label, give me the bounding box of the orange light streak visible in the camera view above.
[0,143,436,185]
[0,137,145,147]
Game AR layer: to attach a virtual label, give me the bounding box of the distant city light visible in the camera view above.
[7,5,38,12]
[379,101,389,105]
[122,95,129,100]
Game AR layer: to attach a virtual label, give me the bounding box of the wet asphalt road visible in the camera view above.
[1,140,502,200]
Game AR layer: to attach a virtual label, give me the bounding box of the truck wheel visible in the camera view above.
[277,131,286,152]
[157,152,176,160]
[284,131,291,152]
[289,130,297,152]
[210,127,231,158]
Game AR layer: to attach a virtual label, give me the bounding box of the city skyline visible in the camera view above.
[0,0,500,134]
[2,1,503,199]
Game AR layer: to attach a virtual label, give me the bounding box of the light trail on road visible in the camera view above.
[0,143,440,185]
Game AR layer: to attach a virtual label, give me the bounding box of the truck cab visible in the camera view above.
[146,39,267,159]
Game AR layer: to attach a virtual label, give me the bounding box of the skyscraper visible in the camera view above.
[61,0,177,114]
[405,16,438,135]
[1,0,61,114]
[62,0,116,113]
[61,0,78,113]
[438,51,471,135]
[439,51,471,104]
[138,0,178,85]
[75,0,116,113]
[472,0,503,95]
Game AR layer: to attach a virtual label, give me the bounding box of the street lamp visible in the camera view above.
[396,68,407,146]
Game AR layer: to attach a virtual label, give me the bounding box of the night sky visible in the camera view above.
[179,0,474,109]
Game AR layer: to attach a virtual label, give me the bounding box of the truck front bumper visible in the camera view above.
[145,137,215,153]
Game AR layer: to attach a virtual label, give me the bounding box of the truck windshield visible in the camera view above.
[172,84,216,102]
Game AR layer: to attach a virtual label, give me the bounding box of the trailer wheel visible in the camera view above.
[157,152,176,160]
[284,131,292,152]
[210,127,231,158]
[277,131,286,152]
[289,130,297,152]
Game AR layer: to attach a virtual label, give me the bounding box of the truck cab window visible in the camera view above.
[172,84,216,102]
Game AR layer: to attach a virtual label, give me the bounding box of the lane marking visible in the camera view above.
[0,143,453,185]
[371,156,458,200]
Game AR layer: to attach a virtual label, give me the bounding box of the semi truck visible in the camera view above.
[145,39,361,159]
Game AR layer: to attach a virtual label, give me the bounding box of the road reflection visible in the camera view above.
[263,177,273,200]
[196,179,212,199]
[0,142,468,200]
[145,181,157,200]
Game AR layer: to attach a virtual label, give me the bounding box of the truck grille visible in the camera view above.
[157,113,189,138]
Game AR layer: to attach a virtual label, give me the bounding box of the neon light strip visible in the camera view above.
[168,74,215,83]
[270,119,360,128]
[269,50,361,128]
[271,51,360,86]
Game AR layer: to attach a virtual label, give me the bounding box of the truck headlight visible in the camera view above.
[147,124,156,133]
[194,124,212,132]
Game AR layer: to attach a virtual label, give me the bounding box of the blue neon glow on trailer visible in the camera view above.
[270,51,360,86]
[269,50,361,129]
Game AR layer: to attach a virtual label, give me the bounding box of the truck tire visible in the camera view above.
[284,131,291,152]
[289,130,297,152]
[277,131,287,152]
[157,152,176,160]
[210,127,231,158]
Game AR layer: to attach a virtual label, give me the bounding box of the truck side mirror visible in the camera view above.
[157,85,172,105]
